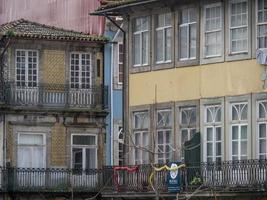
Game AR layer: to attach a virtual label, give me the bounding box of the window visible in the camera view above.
[133,111,149,164]
[133,17,149,66]
[118,126,124,166]
[70,53,91,89]
[257,0,267,48]
[156,109,172,164]
[17,133,45,168]
[72,135,97,169]
[257,100,267,159]
[229,0,248,54]
[179,8,197,60]
[204,3,223,58]
[16,50,38,87]
[118,43,123,84]
[179,106,197,159]
[155,13,172,63]
[230,102,248,160]
[204,105,222,163]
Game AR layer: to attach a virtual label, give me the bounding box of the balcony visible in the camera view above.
[0,82,108,110]
[0,160,267,195]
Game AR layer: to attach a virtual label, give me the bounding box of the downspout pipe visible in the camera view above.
[104,15,127,165]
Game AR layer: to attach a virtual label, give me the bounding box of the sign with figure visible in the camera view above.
[167,162,181,192]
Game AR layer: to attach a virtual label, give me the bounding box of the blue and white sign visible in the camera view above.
[167,162,181,193]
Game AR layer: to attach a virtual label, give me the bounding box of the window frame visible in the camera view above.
[132,16,150,67]
[131,110,150,165]
[118,42,124,85]
[17,132,46,168]
[200,2,225,65]
[256,100,267,159]
[15,49,39,88]
[229,102,249,160]
[226,0,252,61]
[71,134,98,169]
[69,52,92,90]
[155,108,173,164]
[228,0,249,54]
[154,12,173,64]
[256,0,267,49]
[203,104,223,163]
[178,8,197,61]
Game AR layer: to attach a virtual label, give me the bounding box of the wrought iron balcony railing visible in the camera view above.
[0,160,267,194]
[0,82,108,110]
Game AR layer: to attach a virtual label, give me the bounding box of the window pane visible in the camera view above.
[86,148,96,169]
[19,134,43,145]
[216,127,221,141]
[73,148,83,169]
[156,30,163,62]
[73,135,96,145]
[165,28,172,61]
[207,143,213,156]
[259,102,267,119]
[158,131,164,144]
[181,129,188,144]
[134,34,141,65]
[241,125,247,139]
[216,142,221,156]
[142,32,148,64]
[180,26,188,59]
[232,126,238,140]
[207,128,213,141]
[260,139,267,154]
[241,141,247,155]
[260,123,267,138]
[232,141,238,155]
[190,23,197,58]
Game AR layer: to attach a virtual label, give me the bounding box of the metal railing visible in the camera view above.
[0,160,267,193]
[1,82,108,109]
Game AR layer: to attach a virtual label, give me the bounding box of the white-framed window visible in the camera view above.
[155,13,172,63]
[257,100,267,159]
[71,134,97,169]
[229,0,248,54]
[132,111,149,165]
[118,126,124,166]
[17,133,46,168]
[133,16,149,66]
[203,3,223,58]
[256,0,267,48]
[156,109,172,164]
[179,8,197,60]
[179,106,197,159]
[230,102,248,160]
[70,53,91,89]
[16,50,38,87]
[204,105,222,163]
[118,42,123,84]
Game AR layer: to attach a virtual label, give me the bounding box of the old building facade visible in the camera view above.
[94,0,267,199]
[0,19,107,199]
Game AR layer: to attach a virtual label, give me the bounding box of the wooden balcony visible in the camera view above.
[0,82,108,111]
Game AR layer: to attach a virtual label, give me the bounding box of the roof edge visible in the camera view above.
[91,0,159,16]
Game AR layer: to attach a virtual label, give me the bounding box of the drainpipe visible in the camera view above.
[104,15,127,165]
[110,42,114,165]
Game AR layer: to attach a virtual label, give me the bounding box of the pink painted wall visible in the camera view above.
[0,0,105,35]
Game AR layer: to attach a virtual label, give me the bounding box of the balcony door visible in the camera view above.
[71,134,98,188]
[15,50,39,105]
[70,53,92,106]
[17,133,46,187]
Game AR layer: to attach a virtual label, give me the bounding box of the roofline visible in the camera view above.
[91,0,159,16]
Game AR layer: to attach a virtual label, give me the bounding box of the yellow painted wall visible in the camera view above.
[42,50,65,85]
[129,59,267,106]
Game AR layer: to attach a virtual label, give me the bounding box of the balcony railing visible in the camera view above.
[0,82,108,109]
[0,160,267,194]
